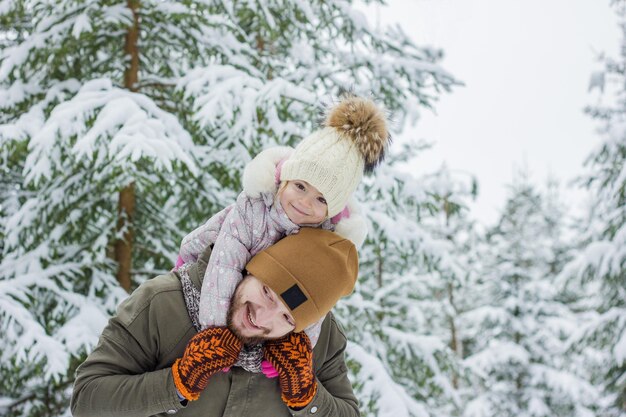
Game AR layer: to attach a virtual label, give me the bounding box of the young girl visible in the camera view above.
[176,94,390,346]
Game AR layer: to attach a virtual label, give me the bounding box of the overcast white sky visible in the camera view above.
[374,0,620,226]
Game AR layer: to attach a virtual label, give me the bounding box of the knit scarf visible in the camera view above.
[178,262,263,373]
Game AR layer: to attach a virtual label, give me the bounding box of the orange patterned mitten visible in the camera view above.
[172,327,242,400]
[263,332,317,408]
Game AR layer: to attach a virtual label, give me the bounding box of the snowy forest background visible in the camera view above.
[0,1,624,416]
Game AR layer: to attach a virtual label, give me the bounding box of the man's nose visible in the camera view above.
[256,301,279,327]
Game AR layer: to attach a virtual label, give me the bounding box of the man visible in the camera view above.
[71,228,360,417]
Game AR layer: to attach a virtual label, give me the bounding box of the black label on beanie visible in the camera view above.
[281,284,307,310]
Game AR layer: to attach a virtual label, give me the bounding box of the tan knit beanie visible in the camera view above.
[281,94,390,217]
[245,228,358,332]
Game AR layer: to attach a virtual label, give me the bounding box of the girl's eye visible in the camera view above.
[295,182,305,191]
[263,286,271,299]
[284,314,294,327]
[317,197,327,205]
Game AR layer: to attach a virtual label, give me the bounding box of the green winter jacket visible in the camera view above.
[70,245,360,417]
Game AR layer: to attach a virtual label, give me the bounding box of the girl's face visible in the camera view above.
[278,180,327,225]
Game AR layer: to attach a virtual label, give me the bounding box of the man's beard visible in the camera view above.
[226,283,269,346]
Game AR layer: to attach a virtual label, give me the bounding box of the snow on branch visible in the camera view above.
[348,341,429,417]
[178,64,317,145]
[24,78,198,184]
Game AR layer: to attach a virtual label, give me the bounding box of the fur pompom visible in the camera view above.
[325,94,390,172]
[333,196,368,249]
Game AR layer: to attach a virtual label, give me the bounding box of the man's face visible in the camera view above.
[227,275,296,344]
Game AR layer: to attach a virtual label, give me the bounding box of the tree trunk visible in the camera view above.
[115,0,140,292]
[375,243,384,288]
[444,198,462,388]
[124,0,140,93]
[447,282,462,388]
[115,183,136,292]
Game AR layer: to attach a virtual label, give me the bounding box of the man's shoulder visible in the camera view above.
[317,312,349,353]
[136,271,183,295]
[326,312,348,339]
[116,271,185,327]
[313,313,350,375]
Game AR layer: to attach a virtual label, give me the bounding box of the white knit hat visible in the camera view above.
[281,95,390,217]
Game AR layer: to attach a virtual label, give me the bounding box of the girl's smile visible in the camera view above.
[279,180,327,225]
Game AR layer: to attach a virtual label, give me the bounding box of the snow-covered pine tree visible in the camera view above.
[0,1,458,416]
[461,175,596,417]
[336,145,476,417]
[558,2,626,415]
[418,165,481,395]
[0,1,219,415]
